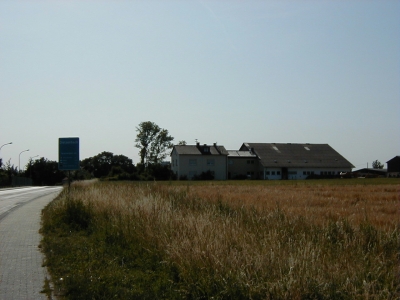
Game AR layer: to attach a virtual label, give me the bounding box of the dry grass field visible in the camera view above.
[41,179,399,299]
[186,182,398,229]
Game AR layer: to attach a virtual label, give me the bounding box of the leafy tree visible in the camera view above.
[81,152,136,178]
[372,160,384,169]
[178,140,187,145]
[135,121,174,166]
[0,159,18,186]
[25,157,65,186]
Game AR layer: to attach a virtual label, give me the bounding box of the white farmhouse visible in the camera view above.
[171,143,228,180]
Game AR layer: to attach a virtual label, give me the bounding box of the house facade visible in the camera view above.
[236,143,354,180]
[170,143,228,180]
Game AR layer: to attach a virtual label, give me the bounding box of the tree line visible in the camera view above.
[0,121,176,186]
[0,121,388,186]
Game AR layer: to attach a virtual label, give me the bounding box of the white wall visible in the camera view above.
[171,152,227,180]
[263,167,352,180]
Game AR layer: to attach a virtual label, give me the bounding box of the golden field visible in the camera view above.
[41,179,399,299]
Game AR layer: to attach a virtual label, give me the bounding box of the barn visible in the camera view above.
[232,143,354,180]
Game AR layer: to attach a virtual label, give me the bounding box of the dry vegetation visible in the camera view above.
[41,179,399,299]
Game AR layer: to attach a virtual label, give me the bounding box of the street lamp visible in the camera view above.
[0,142,12,151]
[19,149,29,173]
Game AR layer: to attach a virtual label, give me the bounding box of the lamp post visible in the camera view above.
[19,149,29,173]
[0,142,12,152]
[0,142,12,167]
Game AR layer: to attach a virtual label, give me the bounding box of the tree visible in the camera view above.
[135,121,174,166]
[25,157,65,186]
[81,152,136,178]
[0,159,18,186]
[372,160,384,169]
[178,140,187,146]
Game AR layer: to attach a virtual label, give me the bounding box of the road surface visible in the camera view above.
[0,186,63,299]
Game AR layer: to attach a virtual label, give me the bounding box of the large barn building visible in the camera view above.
[235,143,354,180]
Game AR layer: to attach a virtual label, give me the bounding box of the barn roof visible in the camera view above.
[240,143,354,168]
[386,156,400,163]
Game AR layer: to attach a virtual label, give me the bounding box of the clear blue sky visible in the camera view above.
[1,0,399,171]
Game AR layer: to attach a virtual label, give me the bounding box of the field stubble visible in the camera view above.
[41,180,399,299]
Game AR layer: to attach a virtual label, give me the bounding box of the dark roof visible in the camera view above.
[352,168,387,175]
[386,156,400,163]
[172,144,228,156]
[227,150,257,158]
[240,143,354,168]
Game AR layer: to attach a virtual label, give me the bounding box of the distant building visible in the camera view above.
[352,168,387,178]
[386,156,400,177]
[171,142,354,180]
[170,143,228,180]
[236,143,354,180]
[227,150,258,179]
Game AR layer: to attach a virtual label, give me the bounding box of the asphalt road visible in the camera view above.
[0,186,63,299]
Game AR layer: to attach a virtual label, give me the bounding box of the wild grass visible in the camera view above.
[40,180,399,299]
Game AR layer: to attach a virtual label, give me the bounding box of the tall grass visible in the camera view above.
[41,181,399,299]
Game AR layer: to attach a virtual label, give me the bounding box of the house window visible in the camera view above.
[251,160,254,164]
[203,147,209,153]
[207,159,215,166]
[189,159,197,166]
[247,160,250,164]
[266,171,270,175]
[228,160,233,165]
[277,171,281,175]
[272,171,276,175]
